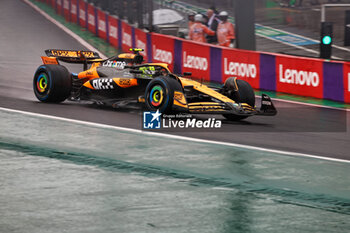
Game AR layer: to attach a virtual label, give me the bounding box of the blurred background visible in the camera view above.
[84,0,350,42]
[78,0,350,59]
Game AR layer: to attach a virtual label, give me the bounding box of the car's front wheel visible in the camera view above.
[223,78,255,121]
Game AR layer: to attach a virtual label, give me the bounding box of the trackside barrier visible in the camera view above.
[63,0,70,21]
[70,0,78,23]
[87,3,96,34]
[275,55,324,99]
[78,0,86,28]
[150,33,176,71]
[97,8,108,41]
[108,15,119,48]
[121,21,133,52]
[39,0,350,104]
[134,28,149,62]
[344,63,350,103]
[56,0,62,15]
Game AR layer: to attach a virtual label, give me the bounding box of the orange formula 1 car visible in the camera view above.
[33,48,276,120]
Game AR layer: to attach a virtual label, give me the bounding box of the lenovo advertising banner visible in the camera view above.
[108,15,119,48]
[49,0,55,7]
[221,48,260,89]
[63,0,70,21]
[78,0,86,27]
[97,9,107,41]
[275,55,323,98]
[70,0,78,24]
[323,61,344,102]
[182,40,211,81]
[121,21,133,52]
[87,3,96,34]
[343,62,350,103]
[134,28,148,62]
[151,33,175,71]
[56,0,62,15]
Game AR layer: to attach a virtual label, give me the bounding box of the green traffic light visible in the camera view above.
[322,36,332,45]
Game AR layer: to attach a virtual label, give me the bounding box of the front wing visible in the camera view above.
[173,94,277,116]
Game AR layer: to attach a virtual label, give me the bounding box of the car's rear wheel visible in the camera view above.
[145,76,182,113]
[223,78,255,121]
[33,64,72,103]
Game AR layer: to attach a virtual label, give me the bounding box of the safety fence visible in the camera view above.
[36,0,350,103]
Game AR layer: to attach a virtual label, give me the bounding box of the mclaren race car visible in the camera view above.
[33,48,277,120]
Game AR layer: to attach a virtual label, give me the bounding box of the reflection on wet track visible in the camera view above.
[0,109,349,232]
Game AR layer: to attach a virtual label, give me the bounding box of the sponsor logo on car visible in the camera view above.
[92,78,114,90]
[103,60,126,69]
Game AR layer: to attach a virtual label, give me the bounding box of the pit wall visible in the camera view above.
[37,0,350,103]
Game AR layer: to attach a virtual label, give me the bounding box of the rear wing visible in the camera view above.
[42,48,145,70]
[45,49,101,62]
[43,49,103,70]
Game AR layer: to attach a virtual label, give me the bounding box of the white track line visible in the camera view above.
[23,0,107,59]
[0,107,349,164]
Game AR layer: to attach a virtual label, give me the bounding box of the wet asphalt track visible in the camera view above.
[0,0,349,160]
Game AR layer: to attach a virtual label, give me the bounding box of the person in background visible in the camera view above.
[189,14,215,43]
[201,13,209,26]
[217,11,235,47]
[206,7,220,44]
[188,13,195,30]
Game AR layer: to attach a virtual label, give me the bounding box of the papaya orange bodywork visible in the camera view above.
[83,81,94,89]
[41,56,59,65]
[113,78,138,88]
[78,67,99,79]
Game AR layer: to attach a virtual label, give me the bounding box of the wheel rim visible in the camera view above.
[36,73,49,94]
[149,85,164,107]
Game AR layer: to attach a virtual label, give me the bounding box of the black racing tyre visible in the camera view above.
[223,78,255,121]
[33,64,72,103]
[144,76,183,113]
